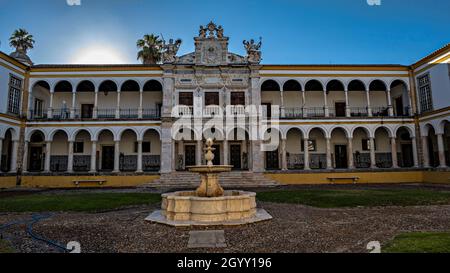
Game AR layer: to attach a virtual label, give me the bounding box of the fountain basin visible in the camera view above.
[146,190,272,227]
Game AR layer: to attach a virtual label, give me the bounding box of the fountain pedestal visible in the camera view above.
[146,138,272,227]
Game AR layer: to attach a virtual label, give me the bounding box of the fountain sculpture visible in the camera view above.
[146,138,272,227]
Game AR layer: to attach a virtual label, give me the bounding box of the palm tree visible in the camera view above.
[9,28,35,54]
[137,34,163,64]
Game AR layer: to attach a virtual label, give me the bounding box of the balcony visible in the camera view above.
[29,108,161,121]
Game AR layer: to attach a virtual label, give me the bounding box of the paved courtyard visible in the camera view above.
[1,185,450,253]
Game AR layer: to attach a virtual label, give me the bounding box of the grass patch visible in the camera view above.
[257,189,450,208]
[384,232,450,253]
[0,193,161,213]
[0,239,14,253]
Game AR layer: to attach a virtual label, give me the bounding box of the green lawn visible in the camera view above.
[384,232,450,253]
[257,189,450,208]
[0,239,14,253]
[0,193,161,213]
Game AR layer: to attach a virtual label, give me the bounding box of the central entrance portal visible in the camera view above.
[265,150,279,170]
[101,146,115,171]
[230,144,241,170]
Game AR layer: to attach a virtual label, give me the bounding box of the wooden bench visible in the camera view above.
[73,180,106,187]
[327,177,360,184]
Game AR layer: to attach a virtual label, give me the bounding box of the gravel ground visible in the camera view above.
[1,201,449,253]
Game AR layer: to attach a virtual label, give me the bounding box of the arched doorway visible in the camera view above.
[1,129,14,172]
[397,127,414,168]
[28,131,46,172]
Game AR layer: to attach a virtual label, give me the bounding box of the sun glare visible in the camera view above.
[71,45,126,64]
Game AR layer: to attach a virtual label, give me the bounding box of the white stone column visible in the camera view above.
[114,140,120,172]
[387,89,394,117]
[70,91,76,119]
[422,136,430,168]
[115,91,121,119]
[366,89,373,117]
[345,88,351,117]
[304,138,310,170]
[90,141,97,173]
[281,138,287,170]
[280,90,285,118]
[10,140,18,173]
[412,137,419,168]
[137,140,143,173]
[196,140,203,166]
[324,90,329,117]
[48,91,54,118]
[326,137,332,169]
[44,141,51,172]
[391,137,399,168]
[22,141,29,172]
[160,125,173,174]
[369,137,376,168]
[93,89,99,119]
[223,140,229,165]
[347,137,354,169]
[437,134,447,168]
[67,141,74,173]
[0,138,3,173]
[302,90,307,118]
[138,88,143,119]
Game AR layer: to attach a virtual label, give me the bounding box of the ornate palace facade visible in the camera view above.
[0,22,449,187]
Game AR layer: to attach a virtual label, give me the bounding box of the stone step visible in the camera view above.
[140,171,280,189]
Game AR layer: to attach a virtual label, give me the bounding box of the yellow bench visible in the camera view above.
[327,177,360,184]
[73,180,106,187]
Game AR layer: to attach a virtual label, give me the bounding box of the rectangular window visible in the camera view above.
[34,99,44,117]
[417,74,433,113]
[205,92,219,106]
[179,92,193,106]
[230,92,245,106]
[74,142,84,153]
[7,75,22,115]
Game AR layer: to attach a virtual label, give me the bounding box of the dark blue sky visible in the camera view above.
[0,0,448,65]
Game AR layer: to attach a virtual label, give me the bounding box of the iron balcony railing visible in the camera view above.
[350,107,369,117]
[143,108,161,119]
[28,109,47,120]
[284,107,304,119]
[372,107,389,117]
[120,109,139,119]
[97,109,116,119]
[304,107,325,118]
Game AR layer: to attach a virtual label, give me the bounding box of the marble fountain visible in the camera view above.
[146,138,272,227]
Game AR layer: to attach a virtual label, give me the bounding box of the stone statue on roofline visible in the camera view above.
[243,37,262,64]
[162,38,182,63]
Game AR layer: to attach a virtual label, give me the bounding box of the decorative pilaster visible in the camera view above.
[160,124,173,174]
[391,137,398,168]
[223,140,229,165]
[196,140,203,166]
